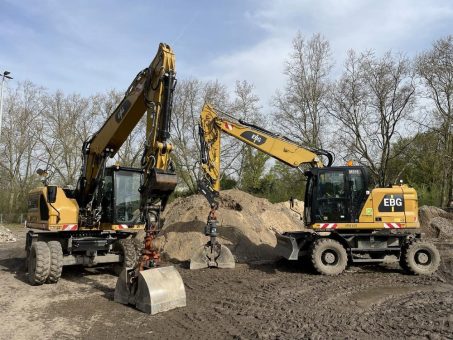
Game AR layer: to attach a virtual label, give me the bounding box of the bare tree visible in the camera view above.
[40,91,92,186]
[170,78,204,193]
[169,78,263,193]
[327,50,417,186]
[0,81,46,216]
[416,35,453,206]
[229,80,264,183]
[273,32,333,148]
[169,79,231,193]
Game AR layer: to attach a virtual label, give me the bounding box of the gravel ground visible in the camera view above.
[1,225,452,339]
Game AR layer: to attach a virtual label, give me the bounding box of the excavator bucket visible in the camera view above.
[190,243,235,270]
[114,266,186,315]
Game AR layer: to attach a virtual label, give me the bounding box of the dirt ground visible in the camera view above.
[1,225,452,340]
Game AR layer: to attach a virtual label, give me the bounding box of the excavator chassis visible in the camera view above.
[275,229,440,275]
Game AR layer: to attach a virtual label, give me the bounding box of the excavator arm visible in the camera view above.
[76,43,177,227]
[198,104,333,206]
[191,103,333,270]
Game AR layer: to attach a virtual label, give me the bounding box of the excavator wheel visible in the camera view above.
[47,241,63,283]
[28,241,51,285]
[399,244,410,272]
[113,239,137,276]
[310,238,348,276]
[133,230,146,256]
[401,240,440,275]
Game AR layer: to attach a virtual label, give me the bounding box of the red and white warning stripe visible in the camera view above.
[224,122,233,131]
[384,223,401,229]
[117,224,129,229]
[319,223,337,229]
[62,224,78,231]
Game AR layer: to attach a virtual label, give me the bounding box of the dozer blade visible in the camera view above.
[190,243,235,270]
[114,266,186,315]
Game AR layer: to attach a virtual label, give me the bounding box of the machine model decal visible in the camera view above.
[378,194,404,212]
[115,100,131,122]
[240,131,266,145]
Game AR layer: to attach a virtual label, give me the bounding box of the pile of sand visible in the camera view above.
[159,189,305,263]
[0,225,17,243]
[419,206,453,239]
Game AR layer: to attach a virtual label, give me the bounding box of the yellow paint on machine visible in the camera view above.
[26,186,78,230]
[312,185,419,230]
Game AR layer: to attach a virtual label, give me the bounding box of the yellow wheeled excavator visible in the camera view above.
[26,43,186,314]
[191,104,440,276]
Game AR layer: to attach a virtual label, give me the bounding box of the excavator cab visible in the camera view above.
[100,166,144,229]
[304,166,370,225]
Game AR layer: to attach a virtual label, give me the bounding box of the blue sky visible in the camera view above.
[1,0,452,103]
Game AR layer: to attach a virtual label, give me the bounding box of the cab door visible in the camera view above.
[313,169,351,223]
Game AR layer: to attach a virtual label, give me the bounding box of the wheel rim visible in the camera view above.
[415,250,431,266]
[322,250,338,265]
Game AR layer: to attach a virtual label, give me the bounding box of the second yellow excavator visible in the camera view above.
[191,104,440,276]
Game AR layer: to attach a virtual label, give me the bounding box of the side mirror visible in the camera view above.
[47,186,57,204]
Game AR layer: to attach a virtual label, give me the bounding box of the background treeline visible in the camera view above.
[0,34,451,222]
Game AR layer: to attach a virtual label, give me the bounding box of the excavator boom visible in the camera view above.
[198,104,332,203]
[76,43,177,229]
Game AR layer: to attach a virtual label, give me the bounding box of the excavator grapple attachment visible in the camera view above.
[114,266,186,315]
[190,243,235,270]
[190,207,235,270]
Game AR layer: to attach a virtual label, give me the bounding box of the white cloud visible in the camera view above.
[196,0,453,110]
[1,0,451,105]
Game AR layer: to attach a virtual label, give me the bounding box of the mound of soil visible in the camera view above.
[0,225,17,243]
[159,189,305,263]
[419,206,453,238]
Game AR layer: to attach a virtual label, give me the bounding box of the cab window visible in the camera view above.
[317,171,346,199]
[314,170,350,222]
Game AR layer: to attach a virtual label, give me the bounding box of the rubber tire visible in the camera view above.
[399,244,410,272]
[402,240,440,275]
[47,241,63,283]
[28,241,51,285]
[113,238,137,276]
[133,230,146,256]
[310,238,348,276]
